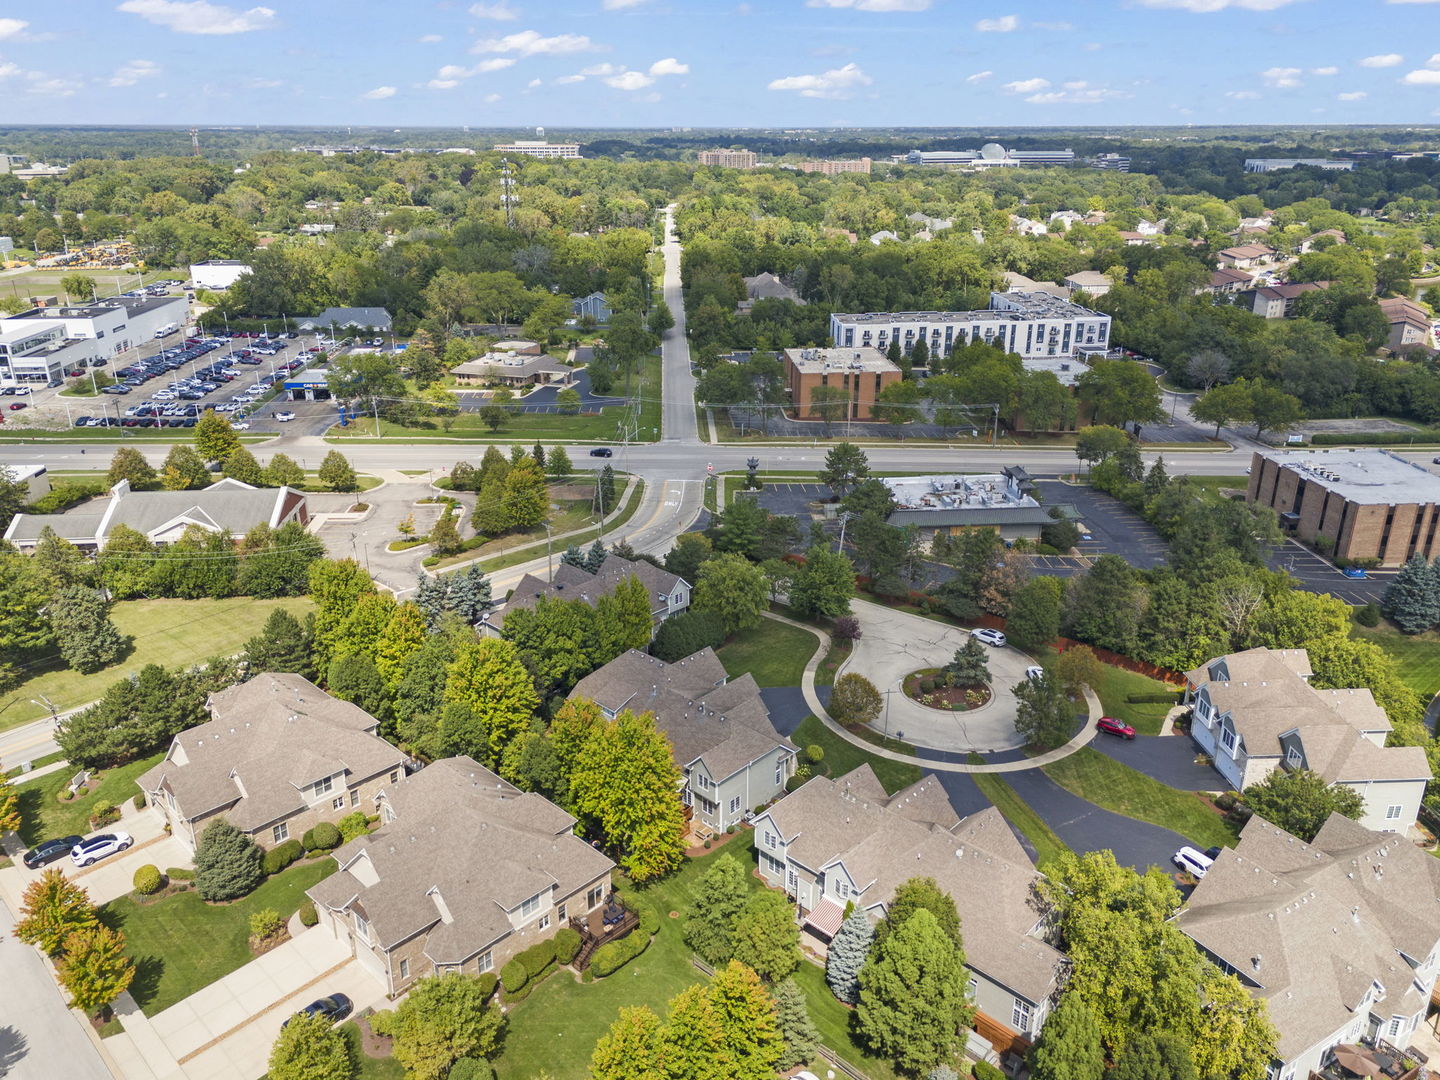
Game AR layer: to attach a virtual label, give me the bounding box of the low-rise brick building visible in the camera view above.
[1248,448,1440,566]
[782,346,901,421]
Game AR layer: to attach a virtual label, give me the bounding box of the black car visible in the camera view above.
[24,834,84,869]
[588,447,613,458]
[286,994,353,1028]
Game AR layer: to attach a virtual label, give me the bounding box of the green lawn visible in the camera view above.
[966,756,1070,870]
[1086,661,1181,737]
[1043,748,1236,851]
[791,714,921,795]
[14,752,163,846]
[0,596,315,730]
[102,858,338,1016]
[492,836,901,1080]
[716,617,819,688]
[1350,622,1440,704]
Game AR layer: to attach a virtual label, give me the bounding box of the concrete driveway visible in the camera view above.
[843,599,1036,752]
[0,898,112,1080]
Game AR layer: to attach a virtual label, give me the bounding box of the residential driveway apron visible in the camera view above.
[843,599,1034,752]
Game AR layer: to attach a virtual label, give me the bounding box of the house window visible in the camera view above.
[538,914,551,932]
[764,831,777,851]
[967,978,978,998]
[390,771,399,784]
[1220,727,1237,754]
[399,958,410,979]
[763,853,784,876]
[272,822,289,843]
[775,760,784,786]
[1389,1017,1404,1039]
[787,870,798,895]
[588,885,605,909]
[558,903,567,922]
[1285,746,1303,768]
[314,775,334,797]
[332,796,346,811]
[1012,1000,1032,1032]
[1387,804,1403,820]
[350,789,360,808]
[835,878,850,899]
[478,951,492,974]
[728,796,742,816]
[354,912,370,943]
[520,893,541,918]
[694,774,713,792]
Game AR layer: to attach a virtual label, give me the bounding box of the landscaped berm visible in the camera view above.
[902,667,992,712]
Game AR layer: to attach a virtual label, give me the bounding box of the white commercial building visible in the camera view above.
[829,291,1111,361]
[5,296,188,359]
[189,260,252,290]
[1244,158,1354,172]
[906,143,1074,169]
[0,324,97,385]
[491,140,580,159]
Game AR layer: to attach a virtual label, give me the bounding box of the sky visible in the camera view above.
[0,0,1438,129]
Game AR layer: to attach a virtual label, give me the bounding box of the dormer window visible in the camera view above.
[313,775,334,797]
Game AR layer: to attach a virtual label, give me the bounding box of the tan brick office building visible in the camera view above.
[783,346,901,422]
[1248,449,1440,566]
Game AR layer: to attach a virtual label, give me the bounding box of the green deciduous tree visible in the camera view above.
[48,586,128,674]
[789,545,855,620]
[1191,381,1252,439]
[1105,1032,1198,1080]
[1241,767,1365,841]
[1065,555,1145,656]
[266,1011,355,1080]
[160,444,210,490]
[1073,425,1131,469]
[706,960,784,1080]
[266,452,305,488]
[692,554,770,636]
[308,558,376,673]
[502,458,548,532]
[1006,576,1064,652]
[664,532,715,585]
[375,603,428,690]
[730,890,801,983]
[194,818,264,902]
[829,672,882,727]
[15,869,99,956]
[57,924,135,1016]
[327,653,390,719]
[855,908,973,1075]
[1029,993,1104,1080]
[380,972,504,1080]
[875,877,962,949]
[1077,360,1164,430]
[0,774,20,835]
[428,510,462,556]
[318,450,358,493]
[107,447,157,490]
[545,444,573,476]
[589,1005,665,1080]
[195,409,241,461]
[1055,644,1106,695]
[441,638,540,766]
[223,446,266,486]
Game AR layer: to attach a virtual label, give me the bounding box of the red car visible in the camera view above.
[8,402,27,410]
[1096,717,1135,740]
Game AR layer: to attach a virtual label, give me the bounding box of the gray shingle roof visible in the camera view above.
[1177,814,1440,1061]
[137,674,406,832]
[570,647,796,781]
[307,757,613,963]
[294,307,392,330]
[763,768,1063,1001]
[485,556,684,631]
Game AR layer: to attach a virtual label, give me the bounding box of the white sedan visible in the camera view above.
[274,411,296,422]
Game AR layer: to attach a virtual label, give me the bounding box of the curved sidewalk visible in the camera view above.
[766,608,1098,774]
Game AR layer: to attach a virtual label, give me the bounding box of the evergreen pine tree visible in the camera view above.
[531,442,546,471]
[449,565,493,623]
[1143,455,1169,498]
[560,544,586,569]
[585,538,608,573]
[194,819,264,901]
[243,608,312,676]
[773,977,820,1070]
[597,465,617,514]
[415,571,450,630]
[1384,554,1440,634]
[826,909,874,1004]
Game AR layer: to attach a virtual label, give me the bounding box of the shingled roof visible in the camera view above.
[484,555,684,632]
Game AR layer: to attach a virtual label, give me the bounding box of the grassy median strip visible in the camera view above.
[1043,747,1236,850]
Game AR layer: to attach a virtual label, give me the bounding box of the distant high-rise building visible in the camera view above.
[698,149,758,169]
[798,158,872,174]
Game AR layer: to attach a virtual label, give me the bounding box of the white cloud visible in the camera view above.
[965,70,993,82]
[648,57,688,76]
[474,57,516,72]
[427,78,460,89]
[1261,66,1303,87]
[109,59,161,86]
[975,14,1018,31]
[580,62,621,75]
[1359,53,1403,66]
[419,33,442,43]
[1402,68,1440,84]
[1033,20,1074,29]
[427,57,515,88]
[527,77,541,87]
[1025,81,1127,104]
[555,73,585,84]
[805,0,930,10]
[1310,65,1337,75]
[606,70,654,90]
[28,75,80,95]
[469,2,518,18]
[484,92,502,102]
[767,62,872,98]
[472,30,598,55]
[1135,0,1299,9]
[116,0,276,34]
[1337,90,1367,99]
[242,76,281,88]
[1002,76,1050,94]
[361,85,396,99]
[0,18,29,39]
[1225,89,1262,98]
[602,0,648,7]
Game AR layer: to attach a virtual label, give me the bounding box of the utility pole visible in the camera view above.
[190,128,201,157]
[836,511,852,554]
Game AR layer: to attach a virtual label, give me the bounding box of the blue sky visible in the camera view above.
[0,0,1437,128]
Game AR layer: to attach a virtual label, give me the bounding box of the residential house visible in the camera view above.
[1135,219,1165,236]
[3,477,308,553]
[869,230,901,245]
[1001,272,1070,300]
[1200,267,1256,296]
[571,292,612,324]
[906,212,954,234]
[1008,215,1048,237]
[481,554,689,636]
[1242,281,1328,319]
[1235,216,1273,236]
[1048,210,1086,230]
[1177,813,1440,1080]
[1218,244,1278,270]
[1062,271,1112,297]
[738,273,805,314]
[294,307,393,333]
[1185,648,1430,832]
[1378,297,1433,352]
[1116,231,1157,246]
[307,757,614,997]
[1299,228,1346,254]
[138,674,408,852]
[570,647,797,836]
[754,766,1065,1063]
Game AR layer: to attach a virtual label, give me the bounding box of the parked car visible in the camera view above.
[1096,716,1136,740]
[1024,666,1045,681]
[274,411,296,422]
[70,832,134,868]
[588,447,613,457]
[285,994,353,1028]
[23,835,84,869]
[970,628,1006,648]
[8,402,26,411]
[1341,566,1368,579]
[1172,846,1214,879]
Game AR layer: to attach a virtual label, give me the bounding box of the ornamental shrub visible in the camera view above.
[301,822,341,851]
[298,902,319,927]
[448,1060,494,1080]
[590,930,649,977]
[476,972,498,1000]
[640,906,661,935]
[972,1063,1006,1080]
[262,839,304,876]
[89,804,120,829]
[1355,603,1381,627]
[554,928,582,965]
[337,811,369,842]
[194,819,264,902]
[132,865,163,895]
[516,938,556,979]
[133,792,147,810]
[500,958,528,994]
[248,908,285,939]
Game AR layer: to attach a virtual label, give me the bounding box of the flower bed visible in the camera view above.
[902,667,991,711]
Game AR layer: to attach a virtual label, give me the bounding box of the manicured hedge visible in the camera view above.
[554,928,582,965]
[262,838,304,875]
[590,930,649,978]
[298,901,319,927]
[1310,431,1440,446]
[133,864,163,895]
[501,958,528,993]
[302,822,341,851]
[516,938,557,980]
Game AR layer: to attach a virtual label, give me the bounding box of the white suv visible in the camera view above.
[971,628,1007,648]
[71,832,134,867]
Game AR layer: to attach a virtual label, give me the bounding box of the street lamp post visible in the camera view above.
[544,522,554,579]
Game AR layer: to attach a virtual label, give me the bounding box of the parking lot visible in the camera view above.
[1034,480,1170,569]
[1266,540,1391,605]
[754,481,830,519]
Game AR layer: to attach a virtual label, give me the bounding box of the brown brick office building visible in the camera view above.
[1248,449,1440,566]
[783,346,902,422]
